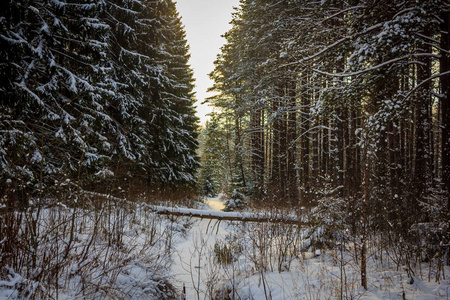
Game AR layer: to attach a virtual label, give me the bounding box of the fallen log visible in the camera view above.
[152,206,309,226]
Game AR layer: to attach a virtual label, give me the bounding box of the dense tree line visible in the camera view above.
[0,0,200,204]
[205,0,449,271]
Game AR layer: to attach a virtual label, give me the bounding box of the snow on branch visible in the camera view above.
[281,23,384,68]
[311,54,431,78]
[403,70,450,100]
[13,82,45,107]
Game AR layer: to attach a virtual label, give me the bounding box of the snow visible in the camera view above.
[95,168,114,178]
[168,197,449,300]
[30,150,42,164]
[229,258,450,299]
[0,203,183,299]
[164,198,450,300]
[1,198,448,299]
[171,196,229,299]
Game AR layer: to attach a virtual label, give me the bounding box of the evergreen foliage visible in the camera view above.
[0,0,200,203]
[199,112,229,196]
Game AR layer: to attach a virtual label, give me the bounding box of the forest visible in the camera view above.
[0,0,449,298]
[199,0,450,296]
[202,0,449,265]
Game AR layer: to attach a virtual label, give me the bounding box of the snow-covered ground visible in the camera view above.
[0,203,185,299]
[171,196,229,299]
[1,197,448,299]
[230,252,450,300]
[170,196,450,300]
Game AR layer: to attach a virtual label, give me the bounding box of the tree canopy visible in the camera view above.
[0,0,200,204]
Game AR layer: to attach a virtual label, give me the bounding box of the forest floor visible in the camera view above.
[0,196,448,299]
[171,197,228,298]
[172,196,450,300]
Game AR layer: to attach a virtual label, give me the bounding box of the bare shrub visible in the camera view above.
[0,195,180,299]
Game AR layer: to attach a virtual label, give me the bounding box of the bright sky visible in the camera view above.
[175,0,240,125]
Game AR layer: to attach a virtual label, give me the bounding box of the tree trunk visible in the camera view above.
[414,26,432,207]
[361,153,368,290]
[321,116,329,181]
[279,86,288,199]
[271,88,281,200]
[300,73,310,205]
[287,78,299,203]
[335,105,345,196]
[440,5,450,214]
[251,107,265,199]
[235,108,247,190]
[353,109,362,195]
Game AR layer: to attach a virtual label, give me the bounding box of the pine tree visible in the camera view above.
[441,3,450,217]
[207,0,449,269]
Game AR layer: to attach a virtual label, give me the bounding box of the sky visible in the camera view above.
[175,0,240,125]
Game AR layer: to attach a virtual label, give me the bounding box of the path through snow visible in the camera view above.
[171,196,227,299]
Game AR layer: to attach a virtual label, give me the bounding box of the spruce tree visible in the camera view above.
[199,113,229,195]
[0,0,201,202]
[0,0,115,203]
[149,0,200,189]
